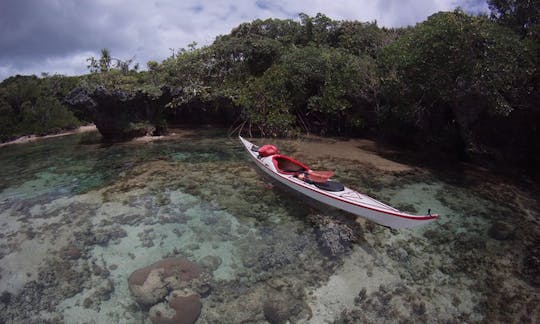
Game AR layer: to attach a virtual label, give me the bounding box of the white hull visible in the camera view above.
[239,136,438,228]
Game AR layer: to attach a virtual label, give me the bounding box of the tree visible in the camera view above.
[488,0,540,35]
[160,45,217,106]
[379,10,536,156]
[0,75,40,117]
[212,28,284,77]
[86,48,139,75]
[0,75,81,141]
[87,48,111,73]
[298,13,340,46]
[280,46,379,134]
[99,48,112,72]
[235,65,295,136]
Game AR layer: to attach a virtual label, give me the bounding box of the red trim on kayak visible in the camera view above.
[246,147,437,221]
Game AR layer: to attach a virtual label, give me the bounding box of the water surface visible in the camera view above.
[0,129,538,323]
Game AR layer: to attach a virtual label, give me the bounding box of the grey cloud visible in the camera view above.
[0,0,489,80]
[0,1,131,62]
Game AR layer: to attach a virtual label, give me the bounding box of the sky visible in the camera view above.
[0,0,489,81]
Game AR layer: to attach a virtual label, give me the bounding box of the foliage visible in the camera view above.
[82,48,153,100]
[335,21,389,56]
[379,10,537,155]
[87,48,139,74]
[214,21,287,76]
[488,0,540,36]
[160,45,219,106]
[2,11,539,173]
[231,44,379,135]
[0,75,81,141]
[235,65,296,136]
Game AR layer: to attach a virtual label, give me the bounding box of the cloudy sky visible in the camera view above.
[0,0,488,81]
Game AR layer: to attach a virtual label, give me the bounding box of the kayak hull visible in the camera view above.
[239,136,438,229]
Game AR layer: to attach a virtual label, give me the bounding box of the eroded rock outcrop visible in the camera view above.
[65,86,174,141]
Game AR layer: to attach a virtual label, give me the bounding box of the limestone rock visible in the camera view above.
[127,256,203,307]
[488,221,515,241]
[149,290,201,324]
[308,213,358,257]
[64,86,173,141]
[198,255,222,273]
[262,291,304,324]
[62,247,82,260]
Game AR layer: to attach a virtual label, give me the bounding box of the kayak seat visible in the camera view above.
[313,180,345,192]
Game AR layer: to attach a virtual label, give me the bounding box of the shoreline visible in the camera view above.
[0,125,198,148]
[0,125,98,148]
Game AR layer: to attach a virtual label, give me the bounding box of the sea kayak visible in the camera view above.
[239,136,438,229]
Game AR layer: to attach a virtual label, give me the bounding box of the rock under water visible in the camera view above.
[1,130,539,323]
[149,290,202,324]
[127,256,204,307]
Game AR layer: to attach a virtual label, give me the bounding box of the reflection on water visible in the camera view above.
[0,129,538,323]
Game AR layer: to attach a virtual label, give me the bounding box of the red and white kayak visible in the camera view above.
[239,136,438,229]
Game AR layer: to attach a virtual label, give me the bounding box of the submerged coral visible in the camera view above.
[0,130,539,323]
[522,243,540,287]
[307,213,362,257]
[127,256,207,307]
[149,290,202,324]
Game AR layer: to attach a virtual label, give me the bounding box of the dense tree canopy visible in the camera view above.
[488,0,540,36]
[379,10,536,152]
[1,10,538,174]
[0,75,80,141]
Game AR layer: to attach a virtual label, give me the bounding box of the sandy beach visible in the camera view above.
[0,125,98,148]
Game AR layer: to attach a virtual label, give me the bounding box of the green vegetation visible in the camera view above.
[379,11,537,155]
[1,4,538,173]
[0,75,81,141]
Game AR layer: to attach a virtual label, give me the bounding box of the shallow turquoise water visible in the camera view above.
[0,130,538,323]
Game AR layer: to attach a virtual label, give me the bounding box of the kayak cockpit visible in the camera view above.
[272,155,309,175]
[251,139,344,191]
[272,155,345,191]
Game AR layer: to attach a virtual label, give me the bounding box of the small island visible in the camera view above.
[1,8,538,178]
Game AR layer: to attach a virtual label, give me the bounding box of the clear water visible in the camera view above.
[0,129,538,323]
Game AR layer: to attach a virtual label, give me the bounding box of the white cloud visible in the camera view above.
[0,51,95,79]
[0,0,488,81]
